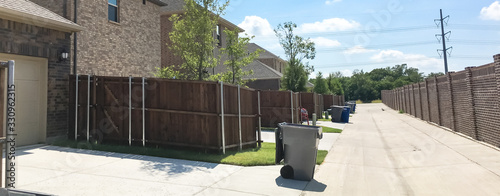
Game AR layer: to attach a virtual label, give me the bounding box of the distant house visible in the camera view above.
[247,43,287,74]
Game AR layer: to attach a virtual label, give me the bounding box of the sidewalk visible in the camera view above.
[303,103,500,196]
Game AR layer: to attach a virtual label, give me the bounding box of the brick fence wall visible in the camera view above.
[382,54,500,148]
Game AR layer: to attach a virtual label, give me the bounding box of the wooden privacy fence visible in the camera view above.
[323,94,345,110]
[382,54,500,148]
[69,75,259,153]
[259,90,300,127]
[69,75,347,151]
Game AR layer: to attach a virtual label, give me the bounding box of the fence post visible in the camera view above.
[447,72,456,131]
[128,76,132,146]
[434,76,442,125]
[75,74,78,140]
[2,60,16,188]
[142,77,146,147]
[290,91,294,123]
[92,75,97,141]
[87,75,90,142]
[466,67,479,140]
[220,81,226,154]
[257,91,262,148]
[238,85,242,151]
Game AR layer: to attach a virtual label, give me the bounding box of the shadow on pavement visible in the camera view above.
[303,179,328,192]
[275,176,327,192]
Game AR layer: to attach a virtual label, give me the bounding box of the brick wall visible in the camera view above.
[160,14,183,69]
[30,0,72,19]
[437,75,452,129]
[382,54,500,148]
[76,0,162,77]
[0,19,72,139]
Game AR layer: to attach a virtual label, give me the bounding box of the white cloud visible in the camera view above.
[325,0,342,5]
[311,37,341,47]
[480,1,500,21]
[341,69,352,77]
[298,18,360,34]
[370,50,441,70]
[237,16,284,57]
[237,16,275,37]
[343,45,377,54]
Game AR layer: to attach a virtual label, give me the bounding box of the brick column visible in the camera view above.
[425,78,431,121]
[447,72,456,131]
[466,67,479,140]
[418,82,424,120]
[495,54,500,110]
[434,76,442,126]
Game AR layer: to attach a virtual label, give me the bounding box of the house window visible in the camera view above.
[108,0,119,22]
[216,25,222,47]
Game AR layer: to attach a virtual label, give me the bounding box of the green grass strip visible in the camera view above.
[320,126,343,133]
[50,140,328,166]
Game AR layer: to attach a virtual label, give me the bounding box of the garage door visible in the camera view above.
[0,53,47,146]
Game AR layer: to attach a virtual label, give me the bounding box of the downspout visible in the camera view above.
[73,0,78,75]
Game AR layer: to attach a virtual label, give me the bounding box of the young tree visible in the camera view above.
[275,22,316,92]
[313,72,330,94]
[281,59,308,92]
[326,73,344,95]
[216,29,261,85]
[167,0,229,81]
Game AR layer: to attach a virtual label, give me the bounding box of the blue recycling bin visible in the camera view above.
[341,106,350,123]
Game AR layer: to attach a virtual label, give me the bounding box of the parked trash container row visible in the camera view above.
[330,105,350,123]
[275,123,322,181]
[346,101,356,114]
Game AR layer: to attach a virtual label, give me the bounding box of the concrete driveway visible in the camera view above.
[8,103,500,195]
[303,103,500,196]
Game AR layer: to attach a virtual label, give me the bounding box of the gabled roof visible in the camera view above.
[242,60,283,80]
[160,0,243,32]
[247,43,286,62]
[0,0,83,32]
[212,59,283,80]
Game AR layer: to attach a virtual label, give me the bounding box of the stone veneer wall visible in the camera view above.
[76,0,162,77]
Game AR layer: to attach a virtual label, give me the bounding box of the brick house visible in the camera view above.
[0,0,167,145]
[0,0,83,145]
[31,0,168,77]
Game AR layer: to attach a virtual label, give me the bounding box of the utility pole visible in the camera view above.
[435,9,452,74]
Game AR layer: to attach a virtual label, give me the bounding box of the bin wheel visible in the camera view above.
[280,165,294,179]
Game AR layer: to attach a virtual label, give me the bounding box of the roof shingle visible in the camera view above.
[0,0,83,32]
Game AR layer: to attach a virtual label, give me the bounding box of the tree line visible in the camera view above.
[309,65,444,102]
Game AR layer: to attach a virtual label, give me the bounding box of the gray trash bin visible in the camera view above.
[330,106,344,122]
[275,123,322,181]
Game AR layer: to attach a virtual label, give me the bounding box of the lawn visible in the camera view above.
[50,140,328,166]
[320,126,343,133]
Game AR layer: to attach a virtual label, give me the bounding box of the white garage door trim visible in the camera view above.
[0,53,47,146]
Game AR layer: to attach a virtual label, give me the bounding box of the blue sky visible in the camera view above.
[222,0,500,77]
